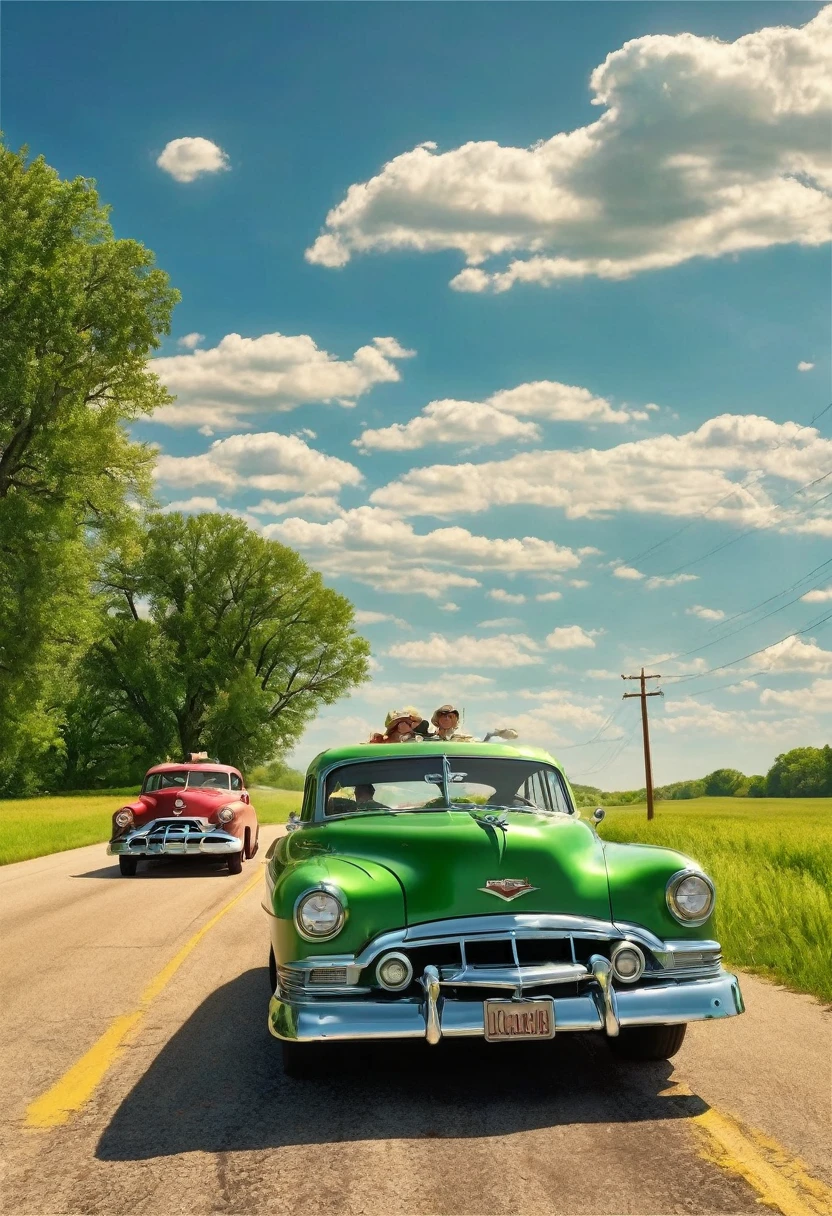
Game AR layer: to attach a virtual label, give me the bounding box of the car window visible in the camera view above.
[545,769,574,814]
[324,756,569,816]
[230,773,242,791]
[187,770,231,789]
[144,771,188,792]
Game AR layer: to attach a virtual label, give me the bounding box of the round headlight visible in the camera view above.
[610,942,645,983]
[376,952,413,991]
[295,889,345,940]
[217,807,235,823]
[115,809,133,829]
[666,871,715,925]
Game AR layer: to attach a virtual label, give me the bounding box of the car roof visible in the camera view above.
[306,740,563,776]
[145,762,242,777]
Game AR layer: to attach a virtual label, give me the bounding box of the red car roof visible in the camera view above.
[145,762,243,777]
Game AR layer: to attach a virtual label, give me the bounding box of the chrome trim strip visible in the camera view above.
[438,961,588,989]
[267,970,743,1043]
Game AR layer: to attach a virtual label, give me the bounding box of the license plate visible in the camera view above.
[483,999,555,1042]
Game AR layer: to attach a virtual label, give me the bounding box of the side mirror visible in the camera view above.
[286,813,301,833]
[592,807,605,824]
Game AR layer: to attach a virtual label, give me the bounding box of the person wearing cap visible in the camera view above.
[430,704,475,742]
[404,706,431,738]
[369,710,423,744]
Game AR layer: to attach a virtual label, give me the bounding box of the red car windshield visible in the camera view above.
[143,770,232,792]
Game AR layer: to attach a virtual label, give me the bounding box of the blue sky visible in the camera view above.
[4,2,831,785]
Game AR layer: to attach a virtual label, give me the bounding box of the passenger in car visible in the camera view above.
[368,710,425,744]
[430,704,475,742]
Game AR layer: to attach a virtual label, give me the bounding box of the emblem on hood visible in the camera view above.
[480,878,538,901]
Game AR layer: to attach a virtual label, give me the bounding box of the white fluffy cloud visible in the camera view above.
[489,588,526,604]
[156,138,229,183]
[306,8,832,290]
[798,361,815,372]
[801,586,832,603]
[545,625,600,650]
[659,696,810,742]
[613,565,644,581]
[354,610,409,628]
[389,632,542,668]
[761,677,832,710]
[152,332,414,428]
[154,432,362,495]
[249,494,343,519]
[757,635,832,674]
[536,591,563,602]
[177,332,205,349]
[646,573,699,589]
[371,413,832,536]
[355,381,646,452]
[686,604,726,621]
[478,617,523,628]
[262,506,585,599]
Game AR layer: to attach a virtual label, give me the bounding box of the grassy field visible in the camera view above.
[599,798,832,1004]
[0,786,303,867]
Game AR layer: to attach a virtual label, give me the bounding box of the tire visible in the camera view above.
[269,946,277,993]
[609,1023,687,1061]
[118,855,138,876]
[227,848,243,874]
[243,828,251,860]
[281,1040,331,1080]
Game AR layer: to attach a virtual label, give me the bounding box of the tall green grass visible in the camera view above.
[0,787,303,866]
[599,798,832,1004]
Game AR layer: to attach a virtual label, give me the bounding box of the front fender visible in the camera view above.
[603,841,716,940]
[268,849,405,962]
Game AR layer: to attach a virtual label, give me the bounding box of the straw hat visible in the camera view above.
[431,703,460,727]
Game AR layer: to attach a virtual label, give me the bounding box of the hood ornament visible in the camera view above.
[173,797,185,816]
[480,878,538,901]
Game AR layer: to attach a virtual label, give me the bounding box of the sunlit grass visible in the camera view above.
[599,798,832,1003]
[0,786,303,866]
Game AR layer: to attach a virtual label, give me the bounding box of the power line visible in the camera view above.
[707,555,832,632]
[662,605,832,687]
[623,403,832,569]
[655,467,832,579]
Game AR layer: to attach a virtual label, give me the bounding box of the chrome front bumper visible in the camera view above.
[108,819,242,858]
[268,967,744,1044]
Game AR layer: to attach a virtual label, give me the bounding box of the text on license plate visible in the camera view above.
[483,999,555,1042]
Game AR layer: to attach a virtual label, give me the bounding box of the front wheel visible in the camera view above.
[609,1023,687,1061]
[227,848,243,875]
[118,855,138,876]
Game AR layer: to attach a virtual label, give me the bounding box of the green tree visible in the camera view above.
[249,759,306,790]
[0,143,178,789]
[766,747,832,797]
[83,512,370,772]
[703,767,746,796]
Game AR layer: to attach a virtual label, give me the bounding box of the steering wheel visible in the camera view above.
[511,795,538,808]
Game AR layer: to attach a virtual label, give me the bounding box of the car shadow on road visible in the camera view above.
[73,857,238,880]
[98,968,708,1161]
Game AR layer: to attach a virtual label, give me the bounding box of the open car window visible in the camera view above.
[324,756,573,817]
[187,771,231,789]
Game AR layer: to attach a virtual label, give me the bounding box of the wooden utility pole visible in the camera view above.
[621,669,663,820]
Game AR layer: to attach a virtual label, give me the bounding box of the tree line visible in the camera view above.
[0,143,369,795]
[571,747,832,805]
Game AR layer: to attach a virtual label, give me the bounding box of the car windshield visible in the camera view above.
[143,770,231,792]
[323,755,572,817]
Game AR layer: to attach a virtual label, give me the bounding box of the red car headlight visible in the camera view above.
[217,806,235,823]
[114,809,134,829]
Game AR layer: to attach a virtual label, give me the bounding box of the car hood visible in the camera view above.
[135,787,232,819]
[312,810,611,926]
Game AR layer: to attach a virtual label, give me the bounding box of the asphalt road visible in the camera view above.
[1,829,830,1216]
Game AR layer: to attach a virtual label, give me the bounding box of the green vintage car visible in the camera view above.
[264,741,743,1075]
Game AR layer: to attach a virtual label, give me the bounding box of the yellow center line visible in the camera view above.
[26,867,263,1129]
[668,1082,832,1216]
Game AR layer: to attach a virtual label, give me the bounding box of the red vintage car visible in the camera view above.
[107,760,259,877]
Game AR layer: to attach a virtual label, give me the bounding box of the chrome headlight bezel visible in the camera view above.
[610,941,645,983]
[294,885,346,941]
[114,808,134,829]
[217,806,235,823]
[376,951,414,992]
[666,869,715,926]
